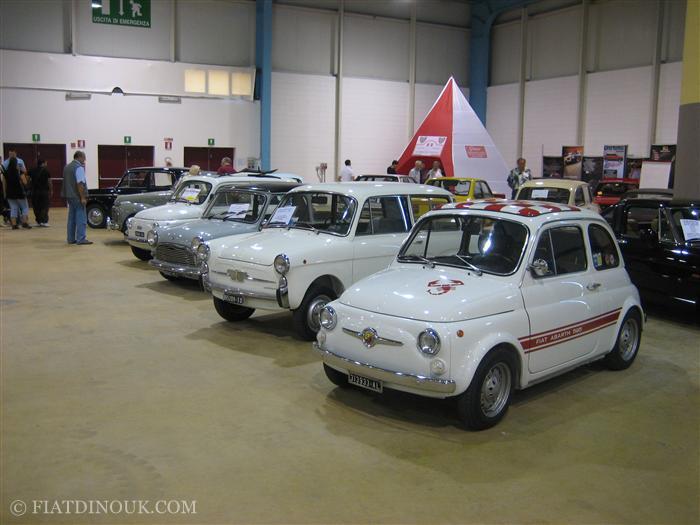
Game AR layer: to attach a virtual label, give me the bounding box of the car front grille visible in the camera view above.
[155,243,195,266]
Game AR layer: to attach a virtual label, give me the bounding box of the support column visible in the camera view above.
[648,0,664,149]
[408,1,417,138]
[255,0,272,170]
[673,0,700,196]
[334,0,344,181]
[576,0,589,146]
[516,7,528,158]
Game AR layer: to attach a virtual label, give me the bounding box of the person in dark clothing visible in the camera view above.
[29,159,52,226]
[387,160,398,174]
[0,157,32,229]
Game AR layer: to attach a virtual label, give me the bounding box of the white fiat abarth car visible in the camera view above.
[201,183,453,339]
[314,199,643,430]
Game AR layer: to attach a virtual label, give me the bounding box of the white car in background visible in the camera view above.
[201,183,453,339]
[125,171,301,260]
[315,200,642,430]
[515,178,600,213]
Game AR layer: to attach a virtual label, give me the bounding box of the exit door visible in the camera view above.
[183,147,235,172]
[97,145,154,188]
[2,143,67,207]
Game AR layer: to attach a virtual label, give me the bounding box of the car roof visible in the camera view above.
[180,173,299,184]
[127,166,188,171]
[213,181,301,192]
[436,199,601,222]
[287,182,453,198]
[428,177,480,182]
[521,178,589,189]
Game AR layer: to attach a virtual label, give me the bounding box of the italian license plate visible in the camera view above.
[135,231,144,238]
[224,293,245,305]
[348,372,382,393]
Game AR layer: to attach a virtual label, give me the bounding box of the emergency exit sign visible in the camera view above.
[92,0,151,28]
[31,134,40,142]
[124,136,132,144]
[208,138,215,146]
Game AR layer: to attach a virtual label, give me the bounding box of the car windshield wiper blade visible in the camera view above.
[397,254,435,268]
[292,221,320,234]
[452,255,483,275]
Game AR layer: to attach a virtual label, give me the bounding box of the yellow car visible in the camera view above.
[425,177,504,202]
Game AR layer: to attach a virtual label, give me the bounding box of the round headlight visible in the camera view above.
[319,305,337,330]
[146,229,158,247]
[274,254,290,274]
[196,242,210,262]
[126,217,134,230]
[191,236,203,251]
[417,328,441,355]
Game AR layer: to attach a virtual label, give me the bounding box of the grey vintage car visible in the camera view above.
[107,189,177,233]
[148,180,301,282]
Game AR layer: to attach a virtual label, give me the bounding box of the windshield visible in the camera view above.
[668,207,700,243]
[399,215,528,275]
[517,186,571,204]
[264,192,357,235]
[432,179,472,196]
[171,180,212,205]
[204,189,268,223]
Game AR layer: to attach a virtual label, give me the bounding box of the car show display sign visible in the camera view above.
[92,0,151,28]
[582,156,603,183]
[413,136,447,156]
[650,144,676,162]
[603,145,628,179]
[465,145,487,158]
[562,146,583,180]
[542,156,563,178]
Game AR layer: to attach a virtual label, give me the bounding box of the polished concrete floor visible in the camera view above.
[1,208,699,524]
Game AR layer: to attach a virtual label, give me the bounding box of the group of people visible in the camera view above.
[0,148,52,229]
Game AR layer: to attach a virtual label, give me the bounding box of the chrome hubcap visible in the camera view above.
[619,318,639,361]
[307,295,331,333]
[88,208,104,225]
[480,362,511,418]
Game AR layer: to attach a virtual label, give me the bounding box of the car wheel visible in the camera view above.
[130,246,153,261]
[213,296,255,322]
[86,204,107,228]
[323,364,349,388]
[292,285,336,341]
[159,271,183,282]
[603,309,642,370]
[457,347,516,431]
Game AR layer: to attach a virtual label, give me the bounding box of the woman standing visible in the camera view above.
[29,159,52,226]
[0,157,32,229]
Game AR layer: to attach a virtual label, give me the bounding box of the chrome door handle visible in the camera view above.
[587,282,601,291]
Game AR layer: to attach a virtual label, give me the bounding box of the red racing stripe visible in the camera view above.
[521,311,621,352]
[519,308,621,341]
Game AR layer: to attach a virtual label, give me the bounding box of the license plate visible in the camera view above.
[348,372,382,393]
[135,231,144,238]
[224,293,245,305]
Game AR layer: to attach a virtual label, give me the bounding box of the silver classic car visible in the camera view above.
[108,189,178,233]
[148,180,301,282]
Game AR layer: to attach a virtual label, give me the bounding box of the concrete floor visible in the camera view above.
[1,208,699,524]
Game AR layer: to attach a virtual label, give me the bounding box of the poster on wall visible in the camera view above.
[562,146,583,180]
[625,158,645,180]
[582,156,603,184]
[542,156,563,178]
[650,144,676,162]
[603,145,628,179]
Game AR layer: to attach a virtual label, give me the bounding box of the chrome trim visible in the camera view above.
[342,327,403,347]
[212,269,275,284]
[209,282,278,302]
[149,259,202,279]
[313,343,455,394]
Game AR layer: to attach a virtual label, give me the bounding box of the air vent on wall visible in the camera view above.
[65,92,91,101]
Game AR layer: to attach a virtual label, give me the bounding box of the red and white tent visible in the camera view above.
[396,77,510,194]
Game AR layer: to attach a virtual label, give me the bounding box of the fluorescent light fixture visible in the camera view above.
[65,92,91,101]
[91,1,101,7]
[231,71,253,97]
[184,69,206,93]
[158,96,181,104]
[208,70,229,96]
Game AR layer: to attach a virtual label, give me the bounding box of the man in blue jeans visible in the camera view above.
[61,151,92,245]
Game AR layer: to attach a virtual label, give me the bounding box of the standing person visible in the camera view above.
[338,159,354,182]
[29,159,52,226]
[426,160,443,181]
[217,157,236,175]
[2,147,27,177]
[0,157,32,229]
[62,151,92,245]
[507,157,531,199]
[408,160,423,184]
[0,156,9,227]
[386,160,398,174]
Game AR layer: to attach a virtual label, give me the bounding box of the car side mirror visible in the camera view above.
[529,258,550,277]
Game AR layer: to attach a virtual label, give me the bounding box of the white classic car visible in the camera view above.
[515,178,600,214]
[315,199,643,430]
[201,183,453,339]
[125,172,300,260]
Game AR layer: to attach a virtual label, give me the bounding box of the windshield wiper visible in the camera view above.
[452,255,483,276]
[291,221,320,234]
[397,254,435,268]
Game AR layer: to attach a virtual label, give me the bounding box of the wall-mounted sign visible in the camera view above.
[77,139,85,148]
[164,138,173,151]
[124,136,132,144]
[92,0,151,28]
[562,146,583,180]
[603,145,628,179]
[32,133,40,142]
[208,138,215,146]
[413,136,446,156]
[465,145,487,159]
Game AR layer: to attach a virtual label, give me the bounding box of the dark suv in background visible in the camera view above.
[86,167,188,228]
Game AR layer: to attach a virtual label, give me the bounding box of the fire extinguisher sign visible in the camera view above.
[164,137,173,151]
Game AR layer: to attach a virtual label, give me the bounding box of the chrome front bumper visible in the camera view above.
[313,342,456,395]
[209,280,279,302]
[149,259,202,280]
[107,217,122,231]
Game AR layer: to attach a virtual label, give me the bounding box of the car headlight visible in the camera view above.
[274,253,290,274]
[146,229,158,246]
[196,243,210,262]
[126,217,133,230]
[191,236,203,251]
[417,328,440,355]
[319,305,337,330]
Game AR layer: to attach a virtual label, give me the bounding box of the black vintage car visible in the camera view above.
[86,167,188,228]
[603,195,700,314]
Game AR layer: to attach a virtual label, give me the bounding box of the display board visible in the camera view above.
[639,161,671,189]
[603,145,628,179]
[562,146,583,180]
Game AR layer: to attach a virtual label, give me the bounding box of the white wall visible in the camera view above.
[656,62,682,145]
[486,83,520,172]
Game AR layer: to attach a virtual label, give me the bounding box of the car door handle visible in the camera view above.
[586,282,601,291]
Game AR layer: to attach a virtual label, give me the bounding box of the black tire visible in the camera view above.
[213,296,255,322]
[292,284,336,341]
[456,347,517,431]
[603,309,642,370]
[323,363,349,388]
[159,271,182,282]
[130,246,153,261]
[86,203,107,228]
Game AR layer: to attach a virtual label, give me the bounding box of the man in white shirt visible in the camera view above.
[426,160,443,181]
[408,160,423,184]
[338,159,354,182]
